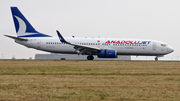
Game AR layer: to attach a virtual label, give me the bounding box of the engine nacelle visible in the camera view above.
[98,50,118,58]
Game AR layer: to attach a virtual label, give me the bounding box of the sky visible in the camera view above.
[0,0,180,60]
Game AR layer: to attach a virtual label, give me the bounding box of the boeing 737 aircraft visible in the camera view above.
[5,7,174,61]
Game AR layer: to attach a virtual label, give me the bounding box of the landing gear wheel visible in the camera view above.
[87,55,94,60]
[155,57,158,61]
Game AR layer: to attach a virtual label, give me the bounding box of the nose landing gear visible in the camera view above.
[155,56,158,61]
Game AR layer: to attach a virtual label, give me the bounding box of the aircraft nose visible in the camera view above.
[168,47,174,53]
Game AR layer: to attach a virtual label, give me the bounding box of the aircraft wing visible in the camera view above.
[56,30,101,55]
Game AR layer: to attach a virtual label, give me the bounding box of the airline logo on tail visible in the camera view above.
[14,15,27,36]
[11,7,51,37]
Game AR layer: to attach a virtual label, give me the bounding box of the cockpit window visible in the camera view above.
[161,44,167,47]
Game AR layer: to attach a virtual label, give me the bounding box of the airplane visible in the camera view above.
[4,7,174,61]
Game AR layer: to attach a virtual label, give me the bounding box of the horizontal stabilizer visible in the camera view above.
[4,35,28,41]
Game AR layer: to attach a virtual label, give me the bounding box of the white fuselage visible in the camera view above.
[8,7,174,60]
[15,37,174,56]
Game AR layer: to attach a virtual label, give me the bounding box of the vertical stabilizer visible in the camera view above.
[11,7,51,37]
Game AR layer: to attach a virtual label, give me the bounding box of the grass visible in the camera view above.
[0,60,180,100]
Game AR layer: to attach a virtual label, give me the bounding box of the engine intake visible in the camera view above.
[98,49,118,58]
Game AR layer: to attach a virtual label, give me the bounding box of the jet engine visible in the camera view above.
[98,50,118,58]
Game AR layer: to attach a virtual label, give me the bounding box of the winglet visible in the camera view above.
[56,30,67,43]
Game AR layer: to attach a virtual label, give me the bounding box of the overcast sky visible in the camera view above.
[1,0,179,60]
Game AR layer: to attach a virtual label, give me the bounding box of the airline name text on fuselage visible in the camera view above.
[105,40,151,44]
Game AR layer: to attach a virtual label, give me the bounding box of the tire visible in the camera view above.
[155,57,158,61]
[87,55,94,60]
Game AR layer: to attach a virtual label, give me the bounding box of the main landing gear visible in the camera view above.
[87,55,94,60]
[155,56,158,61]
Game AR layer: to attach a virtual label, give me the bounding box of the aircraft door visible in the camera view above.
[152,42,156,50]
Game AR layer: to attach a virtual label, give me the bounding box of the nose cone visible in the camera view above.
[168,47,174,53]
